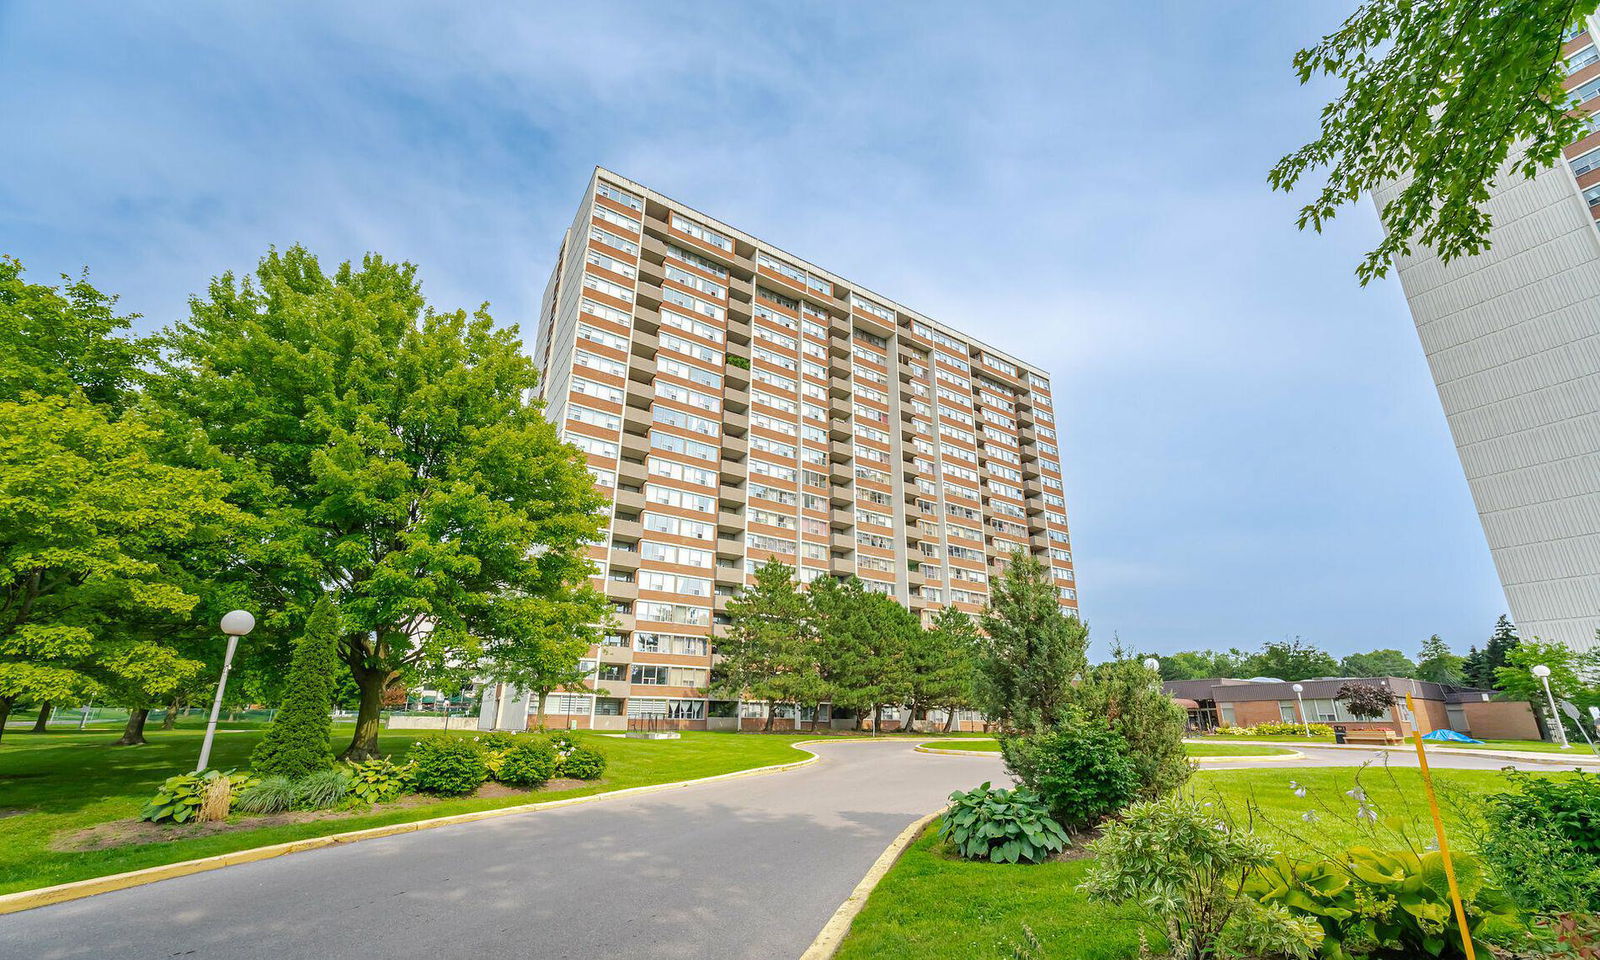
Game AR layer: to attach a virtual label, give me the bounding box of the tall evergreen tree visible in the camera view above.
[976,549,1087,732]
[1465,615,1520,689]
[915,606,981,731]
[250,599,340,778]
[811,576,913,732]
[1416,634,1466,685]
[713,560,820,731]
[1075,646,1191,799]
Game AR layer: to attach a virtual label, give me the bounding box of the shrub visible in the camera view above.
[1000,709,1137,831]
[296,768,352,810]
[235,775,299,814]
[497,738,559,787]
[476,731,522,752]
[1217,722,1333,738]
[1252,846,1519,958]
[345,758,413,805]
[1080,795,1322,960]
[938,782,1070,864]
[141,770,255,824]
[408,737,488,796]
[558,745,607,780]
[1477,771,1600,914]
[1072,653,1190,798]
[250,599,340,780]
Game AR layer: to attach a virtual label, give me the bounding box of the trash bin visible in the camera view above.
[1333,724,1347,744]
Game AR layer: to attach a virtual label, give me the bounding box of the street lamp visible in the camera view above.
[1292,683,1309,737]
[1532,664,1571,750]
[196,610,256,771]
[1143,657,1160,672]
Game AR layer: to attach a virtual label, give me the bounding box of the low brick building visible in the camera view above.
[1163,676,1540,741]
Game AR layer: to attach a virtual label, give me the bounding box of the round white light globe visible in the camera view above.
[1292,683,1303,693]
[220,610,256,637]
[1532,664,1552,678]
[1143,657,1160,672]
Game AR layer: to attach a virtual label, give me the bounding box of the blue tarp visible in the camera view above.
[1422,729,1484,744]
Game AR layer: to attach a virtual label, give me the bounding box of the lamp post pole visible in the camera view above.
[1532,664,1570,750]
[1292,683,1309,737]
[196,610,256,771]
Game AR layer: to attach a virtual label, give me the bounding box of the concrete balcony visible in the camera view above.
[723,385,749,412]
[606,579,639,601]
[612,518,644,541]
[595,678,631,698]
[829,439,852,464]
[829,556,855,576]
[829,376,851,399]
[617,458,648,484]
[723,409,748,435]
[615,487,646,513]
[630,329,659,359]
[830,508,854,530]
[725,363,751,389]
[718,509,743,533]
[621,433,651,460]
[607,547,640,570]
[597,645,634,665]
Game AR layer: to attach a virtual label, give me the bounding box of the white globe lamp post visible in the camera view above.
[1531,664,1570,749]
[1292,682,1309,736]
[197,610,256,771]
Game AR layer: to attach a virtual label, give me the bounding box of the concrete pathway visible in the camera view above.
[3,741,1006,960]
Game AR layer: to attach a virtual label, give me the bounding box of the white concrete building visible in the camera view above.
[1375,20,1600,654]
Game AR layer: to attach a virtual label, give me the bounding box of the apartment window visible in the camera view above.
[570,434,620,459]
[850,295,895,322]
[593,205,641,234]
[1571,44,1600,74]
[575,349,626,378]
[590,226,639,256]
[571,377,624,404]
[583,273,634,303]
[661,308,724,343]
[671,215,733,252]
[664,264,726,299]
[596,182,643,210]
[586,249,637,280]
[665,242,728,279]
[659,332,721,366]
[653,406,719,437]
[648,457,717,487]
[568,405,621,432]
[657,382,720,413]
[640,571,711,597]
[748,533,796,554]
[636,601,709,626]
[640,540,713,567]
[662,289,725,323]
[1585,182,1600,208]
[660,357,722,389]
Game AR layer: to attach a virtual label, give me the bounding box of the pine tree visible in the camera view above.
[712,560,821,731]
[976,549,1088,732]
[811,576,913,733]
[1416,634,1465,685]
[250,599,339,778]
[1472,615,1521,689]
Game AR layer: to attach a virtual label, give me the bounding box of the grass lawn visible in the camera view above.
[839,764,1568,959]
[924,738,999,752]
[1202,733,1583,755]
[1184,743,1296,758]
[835,825,1146,960]
[0,724,823,896]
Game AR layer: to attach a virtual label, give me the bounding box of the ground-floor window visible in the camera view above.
[594,697,623,716]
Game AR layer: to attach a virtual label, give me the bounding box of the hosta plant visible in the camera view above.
[140,769,255,824]
[1251,846,1519,959]
[938,782,1070,864]
[345,758,413,805]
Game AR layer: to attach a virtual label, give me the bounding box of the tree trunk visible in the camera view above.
[340,665,387,761]
[161,698,180,730]
[114,708,150,746]
[535,690,548,731]
[872,704,881,736]
[944,708,957,733]
[0,696,14,744]
[30,702,52,733]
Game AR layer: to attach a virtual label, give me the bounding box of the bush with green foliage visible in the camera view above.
[140,770,255,824]
[938,782,1070,864]
[408,737,489,796]
[475,731,522,751]
[1476,771,1600,914]
[1080,795,1322,960]
[558,745,607,780]
[1000,709,1137,831]
[496,738,559,787]
[345,757,414,805]
[250,599,340,779]
[1218,722,1334,738]
[1072,652,1190,798]
[1252,846,1519,958]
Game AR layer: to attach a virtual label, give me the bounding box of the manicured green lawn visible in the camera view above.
[1204,734,1581,755]
[924,738,999,752]
[1184,743,1295,758]
[0,726,820,895]
[839,765,1568,959]
[835,825,1146,960]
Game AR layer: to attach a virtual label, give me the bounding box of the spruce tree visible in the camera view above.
[976,549,1087,732]
[250,600,339,778]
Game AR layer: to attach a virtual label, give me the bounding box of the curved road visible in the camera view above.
[3,740,1579,960]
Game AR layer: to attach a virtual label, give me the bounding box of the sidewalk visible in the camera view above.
[1189,738,1600,768]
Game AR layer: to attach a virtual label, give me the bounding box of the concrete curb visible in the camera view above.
[914,740,997,756]
[1191,738,1600,767]
[799,811,940,960]
[0,737,876,916]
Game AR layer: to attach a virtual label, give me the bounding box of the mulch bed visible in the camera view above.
[53,777,602,852]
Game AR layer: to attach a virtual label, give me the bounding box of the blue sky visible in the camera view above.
[0,1,1509,661]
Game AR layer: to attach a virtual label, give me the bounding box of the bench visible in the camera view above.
[1342,728,1405,746]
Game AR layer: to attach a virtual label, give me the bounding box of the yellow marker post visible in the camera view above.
[1405,691,1476,960]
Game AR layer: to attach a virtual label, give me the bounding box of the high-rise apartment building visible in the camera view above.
[1375,20,1600,656]
[491,168,1075,731]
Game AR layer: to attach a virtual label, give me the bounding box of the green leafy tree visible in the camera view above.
[0,394,230,743]
[919,606,981,731]
[1415,634,1466,685]
[1273,0,1595,283]
[812,575,913,732]
[712,560,820,731]
[250,599,340,778]
[976,549,1088,732]
[1464,615,1521,688]
[150,246,607,759]
[1074,647,1192,799]
[1157,648,1251,681]
[1339,648,1417,678]
[1496,639,1600,714]
[0,256,150,409]
[1241,637,1338,682]
[479,589,607,730]
[1334,680,1397,720]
